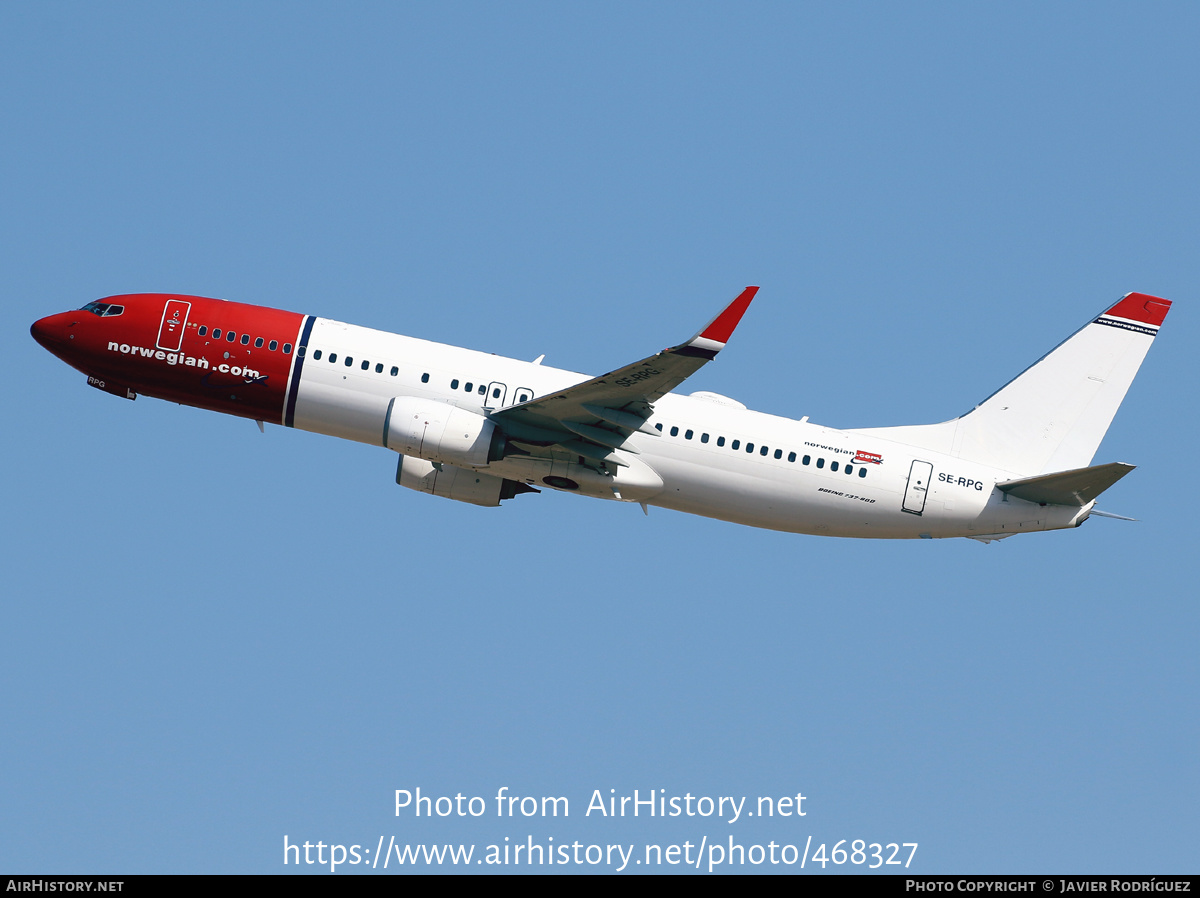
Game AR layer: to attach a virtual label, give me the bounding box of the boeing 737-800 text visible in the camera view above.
[31,288,1171,541]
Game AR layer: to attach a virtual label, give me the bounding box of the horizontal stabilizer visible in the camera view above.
[996,462,1135,507]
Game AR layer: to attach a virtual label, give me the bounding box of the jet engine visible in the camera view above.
[395,455,535,507]
[383,397,505,468]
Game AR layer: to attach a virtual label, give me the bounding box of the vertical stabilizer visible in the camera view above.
[851,293,1171,475]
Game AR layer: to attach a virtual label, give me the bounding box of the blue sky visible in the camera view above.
[3,2,1197,874]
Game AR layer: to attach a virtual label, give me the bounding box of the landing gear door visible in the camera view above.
[902,460,934,515]
[156,299,191,352]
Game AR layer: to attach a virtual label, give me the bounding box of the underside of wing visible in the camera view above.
[491,286,757,467]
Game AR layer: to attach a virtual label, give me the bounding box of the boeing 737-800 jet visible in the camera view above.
[31,288,1171,541]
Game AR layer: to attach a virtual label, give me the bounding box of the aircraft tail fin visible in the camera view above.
[851,293,1171,474]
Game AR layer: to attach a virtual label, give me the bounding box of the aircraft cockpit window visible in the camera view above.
[81,302,125,317]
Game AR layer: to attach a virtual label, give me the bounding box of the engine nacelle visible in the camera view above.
[383,397,503,468]
[395,455,534,507]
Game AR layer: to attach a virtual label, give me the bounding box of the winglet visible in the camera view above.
[690,286,758,351]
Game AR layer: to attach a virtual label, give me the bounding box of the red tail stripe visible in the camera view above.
[1104,293,1172,327]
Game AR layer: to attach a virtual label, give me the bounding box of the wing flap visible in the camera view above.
[996,462,1135,506]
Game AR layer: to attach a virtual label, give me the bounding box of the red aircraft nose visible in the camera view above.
[30,312,77,354]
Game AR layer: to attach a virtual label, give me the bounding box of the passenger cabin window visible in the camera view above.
[831,462,839,472]
[731,440,740,450]
[701,433,709,443]
[329,353,337,363]
[816,458,824,468]
[198,326,208,336]
[345,356,354,366]
[670,426,679,437]
[478,385,485,395]
[859,468,867,478]
[213,329,222,339]
[685,430,693,440]
[283,343,292,354]
[420,372,428,382]
[362,360,369,371]
[717,437,725,447]
[788,452,797,462]
[241,334,250,345]
[803,455,811,465]
[255,337,264,348]
[313,350,323,360]
[269,340,278,351]
[393,367,400,377]
[451,379,459,389]
[227,331,236,342]
[375,363,383,373]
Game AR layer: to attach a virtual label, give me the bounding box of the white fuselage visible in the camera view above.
[290,317,1082,539]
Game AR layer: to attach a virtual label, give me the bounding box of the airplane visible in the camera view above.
[30,287,1171,541]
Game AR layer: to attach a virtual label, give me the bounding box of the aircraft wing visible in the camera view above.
[491,286,757,466]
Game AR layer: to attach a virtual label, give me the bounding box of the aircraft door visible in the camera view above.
[156,299,191,352]
[902,460,934,515]
[484,381,507,410]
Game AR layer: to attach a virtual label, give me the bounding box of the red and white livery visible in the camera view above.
[31,288,1171,540]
